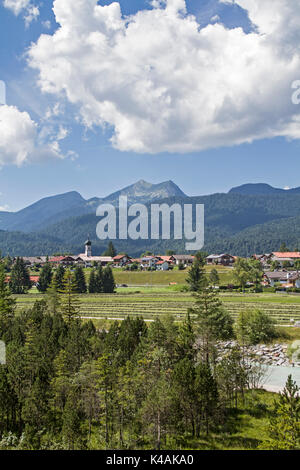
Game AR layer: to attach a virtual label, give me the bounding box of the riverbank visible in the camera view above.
[218,340,300,367]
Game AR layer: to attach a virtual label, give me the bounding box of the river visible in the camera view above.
[261,365,300,393]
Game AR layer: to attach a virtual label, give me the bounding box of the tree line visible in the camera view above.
[7,258,115,295]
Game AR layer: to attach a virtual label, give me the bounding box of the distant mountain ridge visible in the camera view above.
[1,180,300,257]
[103,179,186,205]
[229,183,300,195]
[0,180,186,234]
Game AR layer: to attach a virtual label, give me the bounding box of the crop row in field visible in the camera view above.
[14,291,300,324]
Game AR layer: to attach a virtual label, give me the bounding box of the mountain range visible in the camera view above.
[229,183,300,196]
[1,180,300,257]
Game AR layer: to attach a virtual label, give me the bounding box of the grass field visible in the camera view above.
[13,286,300,328]
[184,389,275,450]
[109,265,234,286]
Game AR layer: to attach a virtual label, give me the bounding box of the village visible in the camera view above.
[13,239,300,291]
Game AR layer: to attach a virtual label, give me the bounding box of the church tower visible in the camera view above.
[85,237,92,257]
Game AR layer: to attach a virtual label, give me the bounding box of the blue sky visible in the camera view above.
[1,0,300,211]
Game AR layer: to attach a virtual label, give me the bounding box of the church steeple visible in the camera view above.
[85,236,92,257]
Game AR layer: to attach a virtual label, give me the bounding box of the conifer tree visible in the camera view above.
[45,277,61,316]
[88,268,97,294]
[54,265,65,291]
[73,266,87,293]
[9,257,32,294]
[59,270,80,323]
[0,262,15,335]
[195,363,219,436]
[189,287,234,363]
[62,388,85,450]
[37,262,53,293]
[51,349,72,411]
[177,311,195,360]
[186,257,207,292]
[209,268,220,286]
[104,241,116,257]
[102,266,115,293]
[260,375,300,450]
[95,264,104,293]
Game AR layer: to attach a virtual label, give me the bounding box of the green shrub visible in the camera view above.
[235,309,277,345]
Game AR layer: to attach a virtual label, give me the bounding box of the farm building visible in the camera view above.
[206,254,235,266]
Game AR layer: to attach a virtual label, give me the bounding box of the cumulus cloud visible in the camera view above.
[27,0,300,153]
[0,105,67,166]
[3,0,39,25]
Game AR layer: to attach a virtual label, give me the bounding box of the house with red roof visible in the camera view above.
[156,255,176,264]
[113,254,132,266]
[49,256,76,266]
[271,252,300,267]
[156,260,171,271]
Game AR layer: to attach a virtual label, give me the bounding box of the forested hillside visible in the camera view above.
[1,184,300,256]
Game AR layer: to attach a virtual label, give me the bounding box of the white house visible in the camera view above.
[264,271,300,288]
[156,260,170,271]
[173,255,194,266]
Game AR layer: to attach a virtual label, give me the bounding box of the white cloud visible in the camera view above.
[24,4,39,27]
[27,0,300,153]
[3,0,39,25]
[3,0,29,15]
[0,105,67,166]
[210,15,220,23]
[42,20,51,30]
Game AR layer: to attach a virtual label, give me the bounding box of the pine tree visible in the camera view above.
[21,377,50,449]
[189,287,234,363]
[95,265,104,293]
[88,268,97,294]
[209,268,220,286]
[104,242,116,257]
[62,387,85,450]
[45,277,61,316]
[102,266,115,293]
[73,266,87,293]
[54,265,65,291]
[260,375,300,450]
[177,311,195,360]
[195,363,219,436]
[37,262,53,293]
[0,262,15,335]
[186,258,207,292]
[59,270,80,323]
[51,349,71,411]
[9,257,32,294]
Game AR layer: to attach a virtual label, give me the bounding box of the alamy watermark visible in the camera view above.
[96,196,204,251]
[291,80,300,105]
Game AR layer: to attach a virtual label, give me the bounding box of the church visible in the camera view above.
[76,238,113,266]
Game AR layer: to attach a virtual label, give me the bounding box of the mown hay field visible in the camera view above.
[14,289,300,325]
